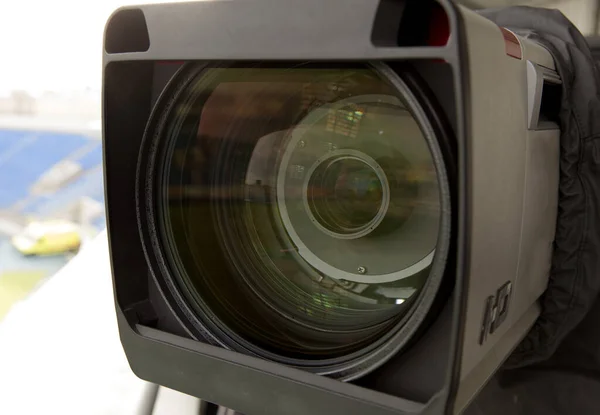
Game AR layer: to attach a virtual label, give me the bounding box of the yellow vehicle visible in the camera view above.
[11,220,81,256]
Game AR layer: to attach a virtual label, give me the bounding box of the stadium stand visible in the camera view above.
[24,166,104,216]
[0,101,103,323]
[0,126,104,229]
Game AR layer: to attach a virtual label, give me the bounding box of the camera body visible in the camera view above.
[103,1,560,413]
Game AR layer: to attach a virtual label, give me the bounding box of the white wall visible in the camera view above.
[547,0,599,34]
[464,0,600,35]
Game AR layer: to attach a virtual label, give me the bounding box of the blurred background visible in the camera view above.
[0,0,598,414]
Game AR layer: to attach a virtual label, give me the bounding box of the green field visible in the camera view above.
[0,271,46,321]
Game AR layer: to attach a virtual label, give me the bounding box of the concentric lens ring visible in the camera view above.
[301,149,390,240]
[276,94,436,285]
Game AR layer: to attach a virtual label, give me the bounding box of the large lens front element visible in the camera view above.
[145,62,452,380]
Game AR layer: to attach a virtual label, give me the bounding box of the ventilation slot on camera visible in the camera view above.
[372,0,449,47]
[105,9,150,54]
[539,81,562,126]
[527,61,562,130]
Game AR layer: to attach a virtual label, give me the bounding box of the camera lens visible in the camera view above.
[146,62,451,379]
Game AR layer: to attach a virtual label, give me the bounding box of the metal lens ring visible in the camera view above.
[276,94,437,285]
[302,149,390,240]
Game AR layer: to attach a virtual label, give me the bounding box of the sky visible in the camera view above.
[0,0,180,95]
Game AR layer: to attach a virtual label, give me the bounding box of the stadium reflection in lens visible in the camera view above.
[154,63,450,377]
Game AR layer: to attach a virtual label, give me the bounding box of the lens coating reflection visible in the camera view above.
[158,64,443,363]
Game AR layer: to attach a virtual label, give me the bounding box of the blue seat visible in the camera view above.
[28,169,105,217]
[0,130,28,154]
[92,215,107,229]
[20,195,51,215]
[0,130,90,208]
[75,143,102,170]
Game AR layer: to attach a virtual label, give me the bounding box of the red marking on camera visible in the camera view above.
[501,28,522,59]
[428,3,450,47]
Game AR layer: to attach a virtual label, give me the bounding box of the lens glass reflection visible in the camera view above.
[158,64,441,360]
[308,156,385,236]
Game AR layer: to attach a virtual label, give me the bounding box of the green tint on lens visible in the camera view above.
[156,63,446,368]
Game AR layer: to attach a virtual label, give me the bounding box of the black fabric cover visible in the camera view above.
[465,6,600,414]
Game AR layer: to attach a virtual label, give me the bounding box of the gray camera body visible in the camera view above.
[102,1,560,413]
